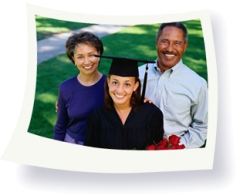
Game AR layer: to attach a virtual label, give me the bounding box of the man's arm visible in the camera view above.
[180,81,208,148]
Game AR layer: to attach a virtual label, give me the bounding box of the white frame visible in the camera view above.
[2,4,218,173]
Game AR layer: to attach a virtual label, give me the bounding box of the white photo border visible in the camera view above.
[2,4,218,173]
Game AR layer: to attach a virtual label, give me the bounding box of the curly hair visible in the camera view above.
[65,31,104,64]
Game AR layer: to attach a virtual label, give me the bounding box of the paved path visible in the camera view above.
[37,24,127,64]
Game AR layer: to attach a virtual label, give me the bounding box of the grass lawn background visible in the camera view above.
[36,15,92,40]
[28,17,207,139]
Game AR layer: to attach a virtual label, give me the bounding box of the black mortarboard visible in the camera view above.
[95,55,155,102]
[109,58,139,77]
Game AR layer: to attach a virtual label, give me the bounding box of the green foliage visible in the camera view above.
[99,24,159,75]
[183,20,207,81]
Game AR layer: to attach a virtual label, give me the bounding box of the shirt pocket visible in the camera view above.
[164,86,192,116]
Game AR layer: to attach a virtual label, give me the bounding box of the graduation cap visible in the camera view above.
[95,55,155,103]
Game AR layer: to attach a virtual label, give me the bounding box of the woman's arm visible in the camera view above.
[53,87,69,141]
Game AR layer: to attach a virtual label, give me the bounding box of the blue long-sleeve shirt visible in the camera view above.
[54,75,106,143]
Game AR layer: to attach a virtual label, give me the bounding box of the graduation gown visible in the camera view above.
[85,103,164,150]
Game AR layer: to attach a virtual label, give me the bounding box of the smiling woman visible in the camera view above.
[72,44,101,86]
[85,57,164,150]
[53,32,106,145]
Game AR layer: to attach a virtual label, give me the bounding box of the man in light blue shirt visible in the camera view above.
[139,22,208,148]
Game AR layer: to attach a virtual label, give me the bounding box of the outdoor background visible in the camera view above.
[28,16,207,139]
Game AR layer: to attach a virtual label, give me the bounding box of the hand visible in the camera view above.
[143,97,153,104]
[55,101,58,113]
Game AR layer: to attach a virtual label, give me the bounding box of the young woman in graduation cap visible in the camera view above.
[54,32,105,145]
[85,57,164,150]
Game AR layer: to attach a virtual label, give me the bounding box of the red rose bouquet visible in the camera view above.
[146,135,185,150]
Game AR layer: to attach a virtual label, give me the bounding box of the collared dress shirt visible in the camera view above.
[139,60,208,148]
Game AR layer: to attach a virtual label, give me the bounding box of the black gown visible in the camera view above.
[85,103,164,150]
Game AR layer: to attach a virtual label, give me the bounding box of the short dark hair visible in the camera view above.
[104,77,142,110]
[65,32,104,64]
[156,22,188,43]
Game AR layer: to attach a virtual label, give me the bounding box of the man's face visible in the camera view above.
[156,26,188,71]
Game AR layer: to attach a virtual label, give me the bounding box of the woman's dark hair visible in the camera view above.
[156,22,188,43]
[65,31,104,64]
[104,76,142,109]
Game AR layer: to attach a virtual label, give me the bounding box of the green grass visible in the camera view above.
[183,20,207,81]
[28,19,207,139]
[98,24,159,74]
[35,15,92,40]
[28,54,78,138]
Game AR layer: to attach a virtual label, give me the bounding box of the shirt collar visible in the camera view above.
[171,60,184,72]
[154,59,184,75]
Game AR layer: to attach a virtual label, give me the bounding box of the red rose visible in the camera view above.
[146,144,156,150]
[156,138,168,149]
[146,134,185,150]
[168,135,180,146]
[176,144,185,149]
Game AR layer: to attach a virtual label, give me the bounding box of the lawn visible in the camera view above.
[35,15,92,40]
[28,19,207,139]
